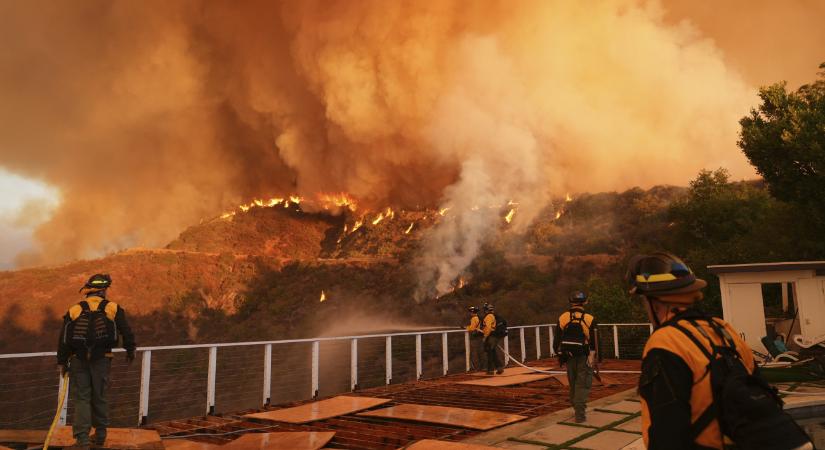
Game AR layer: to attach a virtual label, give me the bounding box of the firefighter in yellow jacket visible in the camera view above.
[554,291,598,423]
[57,274,136,450]
[626,253,812,450]
[466,306,484,370]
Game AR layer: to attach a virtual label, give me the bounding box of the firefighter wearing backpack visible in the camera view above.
[554,291,598,423]
[56,274,136,450]
[481,304,505,375]
[627,253,812,450]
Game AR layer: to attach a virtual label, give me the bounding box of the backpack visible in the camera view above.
[560,310,590,356]
[672,318,812,450]
[491,313,508,337]
[64,300,118,360]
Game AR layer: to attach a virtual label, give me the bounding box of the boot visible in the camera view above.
[91,429,107,446]
[65,443,91,450]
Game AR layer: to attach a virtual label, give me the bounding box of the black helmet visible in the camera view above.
[626,252,706,299]
[569,291,587,304]
[485,303,494,311]
[468,306,479,313]
[81,273,112,292]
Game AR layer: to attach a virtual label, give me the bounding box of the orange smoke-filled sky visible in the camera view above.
[0,0,822,270]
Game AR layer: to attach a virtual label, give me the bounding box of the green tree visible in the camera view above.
[738,63,825,224]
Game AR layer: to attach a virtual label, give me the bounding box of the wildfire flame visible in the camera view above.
[385,207,395,219]
[320,290,326,302]
[405,222,414,234]
[504,208,515,223]
[438,207,450,216]
[372,213,385,225]
[555,211,562,220]
[318,192,358,211]
[351,219,363,232]
[565,193,573,202]
[220,212,235,219]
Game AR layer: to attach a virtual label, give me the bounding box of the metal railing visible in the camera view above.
[0,323,651,428]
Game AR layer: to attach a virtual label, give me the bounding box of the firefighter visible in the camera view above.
[481,303,505,375]
[466,306,484,370]
[554,291,598,423]
[57,274,136,450]
[627,252,812,450]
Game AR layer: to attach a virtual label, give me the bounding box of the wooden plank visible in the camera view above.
[163,432,335,450]
[0,427,163,449]
[457,374,551,386]
[403,440,501,449]
[244,395,391,424]
[468,366,554,377]
[226,432,334,450]
[357,404,527,431]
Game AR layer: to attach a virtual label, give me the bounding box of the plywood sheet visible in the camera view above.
[457,373,551,386]
[163,432,334,450]
[0,427,163,449]
[164,439,217,450]
[357,404,527,430]
[244,395,391,423]
[468,367,553,377]
[403,439,501,449]
[226,432,334,450]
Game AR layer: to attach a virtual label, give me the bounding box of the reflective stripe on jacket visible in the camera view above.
[641,316,755,449]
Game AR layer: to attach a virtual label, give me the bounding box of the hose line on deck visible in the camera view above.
[44,371,69,450]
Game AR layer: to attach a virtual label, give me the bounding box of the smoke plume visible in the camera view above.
[1,0,821,294]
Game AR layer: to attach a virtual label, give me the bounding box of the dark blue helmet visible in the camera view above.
[569,291,587,304]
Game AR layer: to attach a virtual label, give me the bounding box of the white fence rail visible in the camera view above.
[0,323,651,428]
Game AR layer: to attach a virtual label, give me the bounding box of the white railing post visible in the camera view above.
[441,332,449,376]
[311,340,320,398]
[464,332,470,372]
[58,371,69,426]
[138,350,151,425]
[649,323,654,335]
[613,325,620,359]
[415,334,423,380]
[350,338,358,391]
[385,336,392,385]
[503,335,510,366]
[519,328,526,362]
[262,344,272,406]
[535,326,541,359]
[207,346,217,415]
[548,325,555,356]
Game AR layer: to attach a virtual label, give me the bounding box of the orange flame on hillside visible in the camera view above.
[318,192,358,211]
[438,207,450,216]
[351,219,363,232]
[504,208,515,223]
[565,193,573,202]
[320,290,326,302]
[405,222,414,234]
[555,211,562,220]
[372,213,385,225]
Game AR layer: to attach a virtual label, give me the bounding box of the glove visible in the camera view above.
[126,350,136,364]
[58,364,68,377]
[587,351,595,367]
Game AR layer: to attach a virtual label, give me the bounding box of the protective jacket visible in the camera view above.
[640,308,755,450]
[481,313,496,337]
[57,295,136,365]
[466,315,481,333]
[554,306,597,354]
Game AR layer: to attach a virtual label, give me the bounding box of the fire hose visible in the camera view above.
[496,345,641,374]
[497,345,820,397]
[44,370,70,450]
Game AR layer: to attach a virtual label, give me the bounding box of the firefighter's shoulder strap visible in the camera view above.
[668,317,743,441]
[667,319,716,439]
